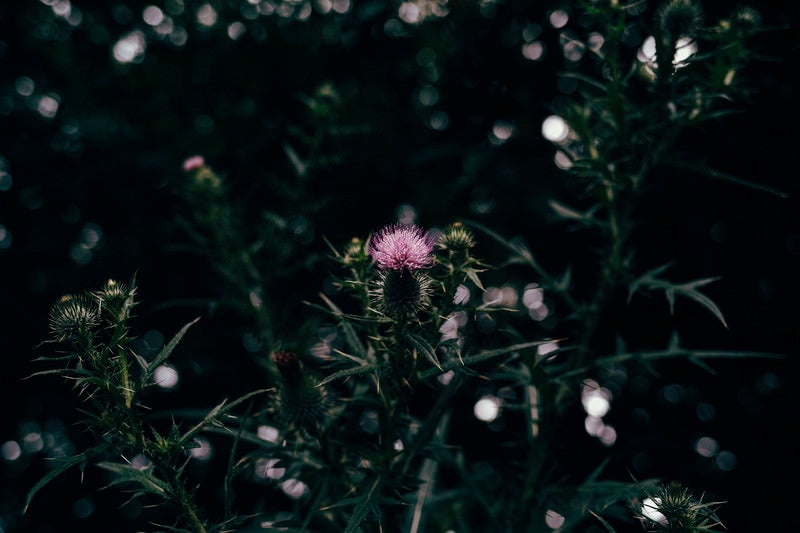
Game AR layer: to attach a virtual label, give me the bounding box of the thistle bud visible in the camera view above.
[274,350,303,382]
[92,279,136,323]
[182,155,222,195]
[439,222,476,252]
[342,237,369,266]
[48,293,100,343]
[273,351,327,428]
[657,0,703,41]
[731,6,761,28]
[635,481,725,531]
[649,0,703,81]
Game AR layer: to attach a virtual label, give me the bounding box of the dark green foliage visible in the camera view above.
[5,0,796,532]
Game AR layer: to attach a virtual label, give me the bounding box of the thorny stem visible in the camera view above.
[406,410,452,533]
[605,5,629,144]
[512,436,548,531]
[118,350,133,410]
[400,372,464,476]
[573,173,634,370]
[161,463,208,533]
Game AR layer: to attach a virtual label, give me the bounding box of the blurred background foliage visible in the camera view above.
[0,0,797,531]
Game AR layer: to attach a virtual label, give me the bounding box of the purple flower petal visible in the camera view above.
[369,223,435,271]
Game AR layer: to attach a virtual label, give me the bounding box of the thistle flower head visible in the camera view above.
[48,293,100,343]
[369,224,435,271]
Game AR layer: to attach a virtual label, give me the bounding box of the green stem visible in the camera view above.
[163,465,208,533]
[118,350,133,410]
[574,178,630,369]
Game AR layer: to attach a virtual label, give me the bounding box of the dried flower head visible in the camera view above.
[48,293,100,343]
[369,223,435,271]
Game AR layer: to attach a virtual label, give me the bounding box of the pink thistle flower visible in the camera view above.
[182,155,205,172]
[369,223,435,271]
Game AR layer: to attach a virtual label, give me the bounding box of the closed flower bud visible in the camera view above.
[273,351,327,427]
[731,6,761,28]
[635,481,724,531]
[92,279,136,322]
[658,0,703,41]
[274,350,303,382]
[439,222,476,252]
[342,237,369,266]
[182,155,222,194]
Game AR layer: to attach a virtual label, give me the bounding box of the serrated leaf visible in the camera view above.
[177,388,271,447]
[282,141,307,177]
[627,262,673,302]
[587,509,617,532]
[24,444,107,514]
[666,159,789,198]
[557,70,609,92]
[464,267,485,291]
[681,286,728,329]
[629,266,728,328]
[556,266,572,291]
[332,349,369,366]
[548,199,600,226]
[664,287,675,313]
[345,476,382,533]
[667,331,681,351]
[96,461,171,496]
[417,339,564,380]
[583,458,610,483]
[340,316,368,359]
[466,220,533,263]
[316,363,385,388]
[142,316,201,386]
[25,368,76,379]
[130,348,149,372]
[406,333,442,372]
[549,199,585,219]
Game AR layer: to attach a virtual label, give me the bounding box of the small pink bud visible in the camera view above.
[274,351,303,381]
[182,155,205,172]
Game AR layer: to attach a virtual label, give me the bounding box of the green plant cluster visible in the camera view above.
[25,0,786,532]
